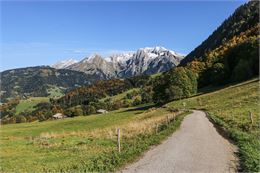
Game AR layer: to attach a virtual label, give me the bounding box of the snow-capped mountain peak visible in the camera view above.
[51,59,78,69]
[52,46,184,80]
[109,52,133,64]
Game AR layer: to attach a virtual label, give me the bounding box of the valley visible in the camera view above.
[0,1,259,173]
[1,78,258,172]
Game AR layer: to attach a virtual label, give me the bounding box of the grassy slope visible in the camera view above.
[15,85,64,115]
[100,88,140,102]
[15,97,50,115]
[1,103,188,172]
[16,87,139,116]
[167,78,259,172]
[47,85,64,99]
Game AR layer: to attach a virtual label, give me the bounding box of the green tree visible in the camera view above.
[209,63,229,85]
[65,106,83,117]
[140,86,154,103]
[83,105,96,115]
[165,86,183,100]
[232,59,253,82]
[153,67,198,103]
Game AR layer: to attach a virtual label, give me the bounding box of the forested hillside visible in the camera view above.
[186,24,259,87]
[177,1,259,88]
[181,1,259,66]
[0,66,95,102]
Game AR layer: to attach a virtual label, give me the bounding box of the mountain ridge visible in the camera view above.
[181,1,259,66]
[0,66,96,102]
[51,59,78,69]
[56,46,184,79]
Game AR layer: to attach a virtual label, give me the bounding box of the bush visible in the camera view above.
[65,106,84,117]
[15,115,27,123]
[82,105,96,115]
[133,96,142,106]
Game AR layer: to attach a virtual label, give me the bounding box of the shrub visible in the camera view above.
[133,96,142,106]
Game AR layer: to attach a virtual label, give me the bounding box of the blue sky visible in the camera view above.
[1,1,247,71]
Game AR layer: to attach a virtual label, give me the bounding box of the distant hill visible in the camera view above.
[181,1,259,66]
[0,66,95,102]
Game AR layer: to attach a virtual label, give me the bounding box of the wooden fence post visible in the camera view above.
[173,114,176,121]
[156,124,159,134]
[249,112,253,125]
[167,116,170,125]
[117,128,121,153]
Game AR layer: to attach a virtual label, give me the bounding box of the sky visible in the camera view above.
[1,0,247,71]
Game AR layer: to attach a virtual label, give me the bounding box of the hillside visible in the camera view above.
[0,66,95,102]
[181,1,259,66]
[15,97,50,115]
[176,1,259,88]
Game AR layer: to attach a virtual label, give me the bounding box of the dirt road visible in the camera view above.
[121,110,237,173]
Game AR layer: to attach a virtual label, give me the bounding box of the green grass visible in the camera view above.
[47,85,64,98]
[0,103,189,172]
[15,97,50,115]
[150,72,162,78]
[167,78,259,172]
[100,88,140,102]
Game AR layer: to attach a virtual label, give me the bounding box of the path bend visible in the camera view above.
[121,110,237,173]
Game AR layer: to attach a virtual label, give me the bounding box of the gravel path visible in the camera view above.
[121,110,237,173]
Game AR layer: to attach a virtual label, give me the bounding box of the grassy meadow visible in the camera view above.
[15,97,50,115]
[100,88,140,102]
[47,85,64,99]
[167,78,259,172]
[0,103,188,172]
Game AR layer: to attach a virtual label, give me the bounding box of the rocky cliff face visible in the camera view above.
[118,47,183,77]
[67,54,117,80]
[51,59,78,69]
[54,46,184,80]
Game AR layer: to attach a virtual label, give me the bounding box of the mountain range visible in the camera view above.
[0,46,183,102]
[51,46,184,80]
